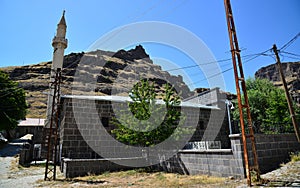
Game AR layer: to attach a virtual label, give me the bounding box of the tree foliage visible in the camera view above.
[0,70,27,134]
[233,77,300,134]
[111,79,185,146]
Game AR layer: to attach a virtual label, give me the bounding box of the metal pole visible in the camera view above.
[273,44,300,142]
[44,70,58,180]
[224,0,260,185]
[226,100,233,135]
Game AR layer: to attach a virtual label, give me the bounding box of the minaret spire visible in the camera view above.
[58,10,66,29]
[45,11,68,125]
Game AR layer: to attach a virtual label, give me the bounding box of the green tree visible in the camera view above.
[233,77,300,134]
[0,70,27,139]
[111,79,185,146]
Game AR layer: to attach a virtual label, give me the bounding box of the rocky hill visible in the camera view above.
[255,61,300,104]
[0,45,193,118]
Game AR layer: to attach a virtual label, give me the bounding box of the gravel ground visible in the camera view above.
[0,137,44,188]
[260,160,300,187]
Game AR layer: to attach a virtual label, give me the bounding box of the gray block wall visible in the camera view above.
[59,96,230,160]
[150,134,245,179]
[248,134,300,173]
[150,134,300,178]
[58,96,230,178]
[58,96,300,179]
[61,157,146,178]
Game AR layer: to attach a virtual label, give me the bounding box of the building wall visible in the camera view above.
[59,97,230,160]
[183,88,227,107]
[150,135,245,178]
[152,134,300,178]
[16,126,43,144]
[59,96,230,177]
[58,96,300,178]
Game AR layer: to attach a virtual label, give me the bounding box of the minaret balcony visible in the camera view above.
[52,37,68,48]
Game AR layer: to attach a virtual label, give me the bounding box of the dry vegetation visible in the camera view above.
[36,168,244,188]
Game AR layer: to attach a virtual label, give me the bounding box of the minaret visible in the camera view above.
[45,11,68,125]
[52,10,68,69]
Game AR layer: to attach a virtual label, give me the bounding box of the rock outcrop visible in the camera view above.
[1,45,193,118]
[255,61,300,104]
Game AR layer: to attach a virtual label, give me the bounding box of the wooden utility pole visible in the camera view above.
[272,44,300,142]
[224,0,260,186]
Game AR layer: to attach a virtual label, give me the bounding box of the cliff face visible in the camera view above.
[1,45,193,118]
[255,61,300,104]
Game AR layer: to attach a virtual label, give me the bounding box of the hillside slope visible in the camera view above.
[1,45,192,118]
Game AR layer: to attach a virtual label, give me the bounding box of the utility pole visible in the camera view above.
[272,44,300,142]
[224,0,260,186]
[44,69,61,180]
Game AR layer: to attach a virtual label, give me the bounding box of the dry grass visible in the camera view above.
[36,168,244,188]
[290,152,300,162]
[9,155,19,172]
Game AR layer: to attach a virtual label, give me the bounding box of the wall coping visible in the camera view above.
[179,149,232,154]
[62,157,145,162]
[61,95,220,110]
[255,133,297,137]
[229,134,242,138]
[229,133,297,138]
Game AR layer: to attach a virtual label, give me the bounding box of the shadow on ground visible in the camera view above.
[0,138,31,157]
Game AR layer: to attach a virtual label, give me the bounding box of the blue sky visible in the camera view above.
[0,0,299,93]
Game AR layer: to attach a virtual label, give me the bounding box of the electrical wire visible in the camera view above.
[184,48,273,86]
[279,32,300,51]
[280,51,300,58]
[280,54,300,61]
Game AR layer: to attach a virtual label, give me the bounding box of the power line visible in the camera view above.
[165,51,273,72]
[184,48,273,86]
[279,32,300,51]
[280,54,300,61]
[186,67,233,87]
[165,57,232,72]
[280,51,300,58]
[243,48,273,64]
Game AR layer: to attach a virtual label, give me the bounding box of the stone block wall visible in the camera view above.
[58,95,231,178]
[247,134,300,173]
[59,96,231,161]
[151,133,300,178]
[184,87,226,107]
[61,157,146,178]
[150,134,245,178]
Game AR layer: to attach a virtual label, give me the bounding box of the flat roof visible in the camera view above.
[61,95,219,110]
[18,118,45,127]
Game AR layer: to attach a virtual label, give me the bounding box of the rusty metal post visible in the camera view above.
[224,0,260,186]
[44,68,61,181]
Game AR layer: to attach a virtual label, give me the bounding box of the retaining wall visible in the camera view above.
[153,134,300,178]
[61,157,146,178]
[150,134,245,178]
[249,134,300,173]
